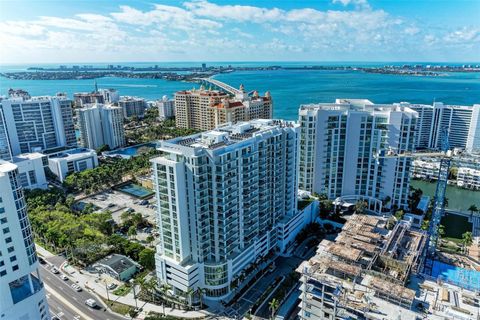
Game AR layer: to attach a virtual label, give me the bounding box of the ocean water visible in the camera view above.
[1,63,479,121]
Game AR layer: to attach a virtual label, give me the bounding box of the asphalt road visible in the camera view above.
[39,258,126,320]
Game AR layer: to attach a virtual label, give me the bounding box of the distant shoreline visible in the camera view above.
[1,64,478,81]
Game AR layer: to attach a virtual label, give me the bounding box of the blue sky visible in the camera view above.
[0,0,479,63]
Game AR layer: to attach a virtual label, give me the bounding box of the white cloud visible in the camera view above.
[444,27,480,43]
[0,1,478,63]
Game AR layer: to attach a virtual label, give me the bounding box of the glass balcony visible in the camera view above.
[10,273,43,305]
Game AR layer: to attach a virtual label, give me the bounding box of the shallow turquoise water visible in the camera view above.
[411,180,480,213]
[1,64,479,121]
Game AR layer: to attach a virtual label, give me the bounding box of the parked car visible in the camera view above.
[71,284,82,292]
[107,203,115,208]
[85,299,97,308]
[59,274,68,281]
[139,200,149,205]
[51,267,59,274]
[107,283,117,290]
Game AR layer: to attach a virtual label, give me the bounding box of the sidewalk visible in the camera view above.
[61,262,210,319]
[35,244,56,258]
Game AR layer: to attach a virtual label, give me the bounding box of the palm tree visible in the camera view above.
[355,200,367,214]
[462,231,473,252]
[468,204,478,217]
[438,224,445,239]
[186,287,195,307]
[146,278,158,304]
[160,284,171,315]
[269,298,279,320]
[195,287,205,309]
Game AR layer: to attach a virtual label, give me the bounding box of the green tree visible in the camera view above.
[138,248,155,270]
[355,200,367,214]
[462,231,473,249]
[269,298,279,319]
[438,224,445,238]
[468,204,478,216]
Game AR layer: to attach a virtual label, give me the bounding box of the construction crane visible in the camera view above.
[374,127,452,274]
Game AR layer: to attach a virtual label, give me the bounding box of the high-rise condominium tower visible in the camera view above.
[298,99,417,209]
[119,96,146,118]
[77,104,126,150]
[0,108,12,161]
[152,119,299,301]
[405,102,480,153]
[0,94,76,155]
[174,84,273,131]
[0,161,49,320]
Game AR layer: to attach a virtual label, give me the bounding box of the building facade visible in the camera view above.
[157,96,175,120]
[48,148,98,182]
[152,120,299,301]
[73,92,104,106]
[298,99,417,209]
[12,153,48,190]
[0,94,76,156]
[0,161,50,320]
[0,108,12,161]
[174,85,272,131]
[99,89,120,104]
[77,104,125,150]
[119,96,146,118]
[466,105,480,154]
[406,102,480,152]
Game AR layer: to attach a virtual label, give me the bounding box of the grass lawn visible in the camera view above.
[113,284,131,296]
[101,297,134,316]
[440,213,472,239]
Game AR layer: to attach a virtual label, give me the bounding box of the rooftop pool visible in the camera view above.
[103,142,158,159]
[115,182,154,199]
[431,260,480,291]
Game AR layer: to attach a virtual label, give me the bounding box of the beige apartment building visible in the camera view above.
[174,84,272,130]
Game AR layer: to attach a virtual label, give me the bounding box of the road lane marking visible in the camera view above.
[44,283,94,320]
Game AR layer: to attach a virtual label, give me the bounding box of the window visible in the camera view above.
[18,172,29,187]
[12,265,18,271]
[10,256,16,262]
[7,246,14,253]
[5,237,12,243]
[0,270,6,277]
[28,170,37,185]
[3,227,9,234]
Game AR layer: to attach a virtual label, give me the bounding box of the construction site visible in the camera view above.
[297,214,480,320]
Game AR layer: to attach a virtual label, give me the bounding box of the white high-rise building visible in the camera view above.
[466,105,480,154]
[0,161,50,320]
[99,88,120,104]
[405,102,480,152]
[298,99,417,209]
[0,107,12,161]
[0,94,76,156]
[152,119,300,302]
[157,96,175,120]
[119,96,146,118]
[77,104,125,150]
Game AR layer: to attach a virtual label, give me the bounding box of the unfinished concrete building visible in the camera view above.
[297,214,429,319]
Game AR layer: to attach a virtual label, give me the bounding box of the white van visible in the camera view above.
[85,299,97,308]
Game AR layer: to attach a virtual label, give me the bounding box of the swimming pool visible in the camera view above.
[115,182,154,199]
[103,142,158,159]
[431,260,480,291]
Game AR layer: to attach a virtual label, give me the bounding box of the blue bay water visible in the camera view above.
[1,63,479,121]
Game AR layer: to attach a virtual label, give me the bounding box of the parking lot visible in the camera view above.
[80,189,157,226]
